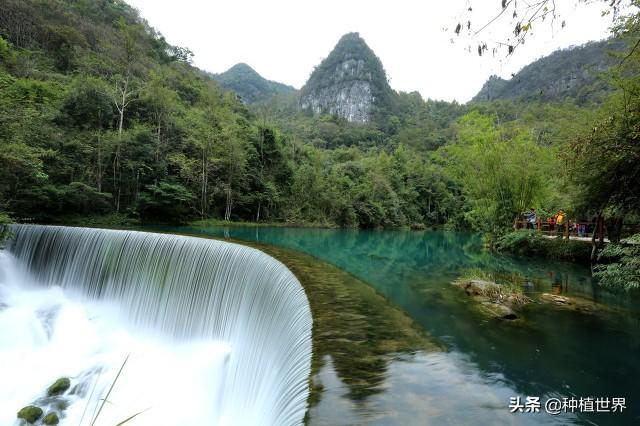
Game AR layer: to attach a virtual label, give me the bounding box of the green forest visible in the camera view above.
[0,0,639,288]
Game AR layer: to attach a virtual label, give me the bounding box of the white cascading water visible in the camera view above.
[0,225,312,426]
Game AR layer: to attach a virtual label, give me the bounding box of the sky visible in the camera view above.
[125,0,618,103]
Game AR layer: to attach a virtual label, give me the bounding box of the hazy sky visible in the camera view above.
[125,0,616,102]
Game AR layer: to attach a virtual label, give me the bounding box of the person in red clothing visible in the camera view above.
[547,216,556,232]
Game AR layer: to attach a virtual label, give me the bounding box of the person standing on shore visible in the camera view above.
[524,208,537,230]
[555,210,566,238]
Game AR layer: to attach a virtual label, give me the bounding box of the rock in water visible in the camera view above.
[480,302,518,320]
[300,32,393,124]
[47,378,70,396]
[42,412,60,425]
[17,406,43,424]
[460,280,499,296]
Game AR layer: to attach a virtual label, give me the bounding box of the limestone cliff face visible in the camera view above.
[300,33,391,124]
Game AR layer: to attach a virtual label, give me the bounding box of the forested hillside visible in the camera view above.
[0,0,638,242]
[473,39,625,104]
[212,63,296,104]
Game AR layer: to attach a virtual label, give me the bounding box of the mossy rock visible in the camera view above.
[55,399,69,411]
[47,378,71,396]
[478,302,519,320]
[17,406,43,424]
[42,412,60,425]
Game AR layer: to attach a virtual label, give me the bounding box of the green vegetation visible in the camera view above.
[473,39,624,103]
[594,234,640,291]
[496,230,593,263]
[453,269,531,307]
[440,111,556,238]
[0,212,12,247]
[212,63,296,104]
[17,405,43,424]
[42,412,60,425]
[46,377,70,397]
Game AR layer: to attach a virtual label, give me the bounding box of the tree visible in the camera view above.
[137,181,194,223]
[142,71,177,163]
[453,0,632,56]
[441,111,557,239]
[594,234,640,291]
[0,211,12,248]
[217,112,250,222]
[108,17,144,212]
[60,76,114,192]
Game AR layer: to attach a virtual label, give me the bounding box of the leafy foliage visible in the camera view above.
[473,39,626,104]
[212,63,296,104]
[440,111,557,238]
[0,211,13,248]
[594,234,640,291]
[496,230,593,262]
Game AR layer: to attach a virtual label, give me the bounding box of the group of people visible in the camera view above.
[522,208,580,237]
[521,208,594,238]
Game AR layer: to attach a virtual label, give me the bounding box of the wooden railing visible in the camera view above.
[514,219,602,241]
[514,218,640,241]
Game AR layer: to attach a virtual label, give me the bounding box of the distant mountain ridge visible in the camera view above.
[299,32,393,124]
[212,63,296,103]
[473,39,626,104]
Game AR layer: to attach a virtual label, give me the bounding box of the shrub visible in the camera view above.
[496,230,591,263]
[594,234,640,292]
[0,212,13,248]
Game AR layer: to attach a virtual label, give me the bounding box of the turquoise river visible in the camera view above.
[161,226,640,426]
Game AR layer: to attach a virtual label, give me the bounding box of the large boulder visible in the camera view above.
[47,378,70,397]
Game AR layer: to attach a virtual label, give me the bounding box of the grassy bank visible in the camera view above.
[495,230,592,263]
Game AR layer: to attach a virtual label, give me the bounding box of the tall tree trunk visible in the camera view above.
[225,182,232,222]
[200,145,207,219]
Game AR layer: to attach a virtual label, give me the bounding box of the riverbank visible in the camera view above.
[52,214,440,231]
[495,230,593,263]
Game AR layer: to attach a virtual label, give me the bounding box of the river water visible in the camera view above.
[165,226,640,426]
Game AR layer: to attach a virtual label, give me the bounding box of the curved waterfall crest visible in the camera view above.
[6,224,312,426]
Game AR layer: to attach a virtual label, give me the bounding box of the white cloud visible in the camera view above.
[126,0,616,102]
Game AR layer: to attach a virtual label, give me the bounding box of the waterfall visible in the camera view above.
[0,225,312,425]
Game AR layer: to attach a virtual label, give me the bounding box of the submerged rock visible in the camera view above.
[42,412,60,425]
[17,406,43,424]
[540,293,572,305]
[47,378,70,397]
[479,302,519,320]
[453,279,525,321]
[539,293,608,314]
